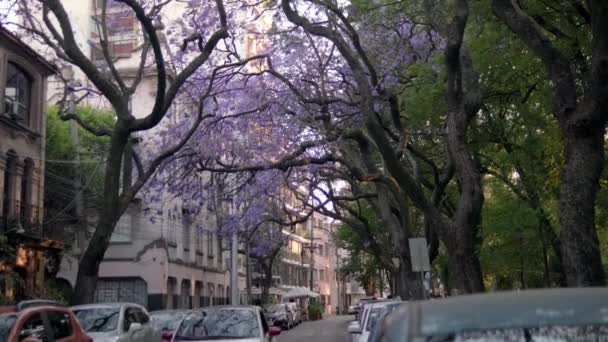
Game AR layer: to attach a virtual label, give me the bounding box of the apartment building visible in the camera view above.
[0,25,64,301]
[248,184,341,314]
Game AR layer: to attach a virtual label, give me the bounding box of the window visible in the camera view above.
[91,40,135,60]
[217,235,223,266]
[167,211,177,246]
[196,227,203,253]
[123,308,138,332]
[18,313,48,341]
[183,223,190,251]
[111,213,132,242]
[133,308,149,324]
[4,62,32,124]
[318,244,324,257]
[207,232,214,258]
[95,278,148,307]
[320,270,325,282]
[47,311,73,339]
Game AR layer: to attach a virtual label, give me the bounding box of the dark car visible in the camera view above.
[376,288,608,341]
[264,304,293,330]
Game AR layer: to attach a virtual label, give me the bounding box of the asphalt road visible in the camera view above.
[277,315,353,342]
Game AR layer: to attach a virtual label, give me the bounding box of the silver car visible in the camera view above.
[169,305,281,342]
[72,302,161,342]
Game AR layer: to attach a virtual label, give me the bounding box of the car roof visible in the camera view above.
[150,309,190,315]
[71,302,144,310]
[183,305,260,312]
[394,288,608,337]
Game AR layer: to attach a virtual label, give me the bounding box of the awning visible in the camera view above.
[250,287,287,296]
[282,286,320,299]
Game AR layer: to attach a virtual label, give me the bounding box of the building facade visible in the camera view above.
[0,25,63,301]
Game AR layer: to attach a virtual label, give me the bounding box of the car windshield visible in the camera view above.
[266,305,286,314]
[73,307,120,333]
[175,308,260,340]
[0,314,16,342]
[426,324,608,341]
[151,311,187,332]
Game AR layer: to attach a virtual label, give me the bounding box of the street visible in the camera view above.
[278,315,353,342]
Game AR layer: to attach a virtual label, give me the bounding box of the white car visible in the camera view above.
[348,301,398,342]
[169,305,281,342]
[71,302,161,342]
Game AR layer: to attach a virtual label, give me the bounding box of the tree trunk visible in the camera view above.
[72,131,128,305]
[560,131,605,286]
[492,0,608,287]
[261,263,273,305]
[443,0,485,294]
[396,253,424,299]
[444,231,484,294]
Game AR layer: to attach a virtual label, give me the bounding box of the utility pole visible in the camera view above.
[245,240,252,304]
[309,219,314,291]
[336,247,340,314]
[67,92,85,256]
[230,230,239,304]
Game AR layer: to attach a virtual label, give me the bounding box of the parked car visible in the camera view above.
[149,310,189,341]
[347,304,359,315]
[377,288,608,341]
[285,302,302,325]
[367,302,403,342]
[0,304,92,342]
[264,304,293,330]
[71,303,160,342]
[169,305,281,342]
[348,301,399,342]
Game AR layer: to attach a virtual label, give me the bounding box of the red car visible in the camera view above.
[0,304,92,342]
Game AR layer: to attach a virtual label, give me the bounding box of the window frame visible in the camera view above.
[46,310,74,340]
[4,61,32,125]
[1,57,42,135]
[17,312,51,341]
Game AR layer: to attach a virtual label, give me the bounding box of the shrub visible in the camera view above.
[308,302,324,320]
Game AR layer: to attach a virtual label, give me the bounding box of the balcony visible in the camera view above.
[1,200,43,237]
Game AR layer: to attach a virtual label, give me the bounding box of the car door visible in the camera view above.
[119,307,145,342]
[134,307,160,342]
[15,312,52,342]
[259,310,270,342]
[46,310,77,342]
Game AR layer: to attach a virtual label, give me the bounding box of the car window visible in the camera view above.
[426,324,608,342]
[150,312,187,332]
[123,308,139,332]
[366,307,384,331]
[73,307,119,333]
[18,313,49,342]
[174,309,261,340]
[132,308,149,324]
[0,314,16,342]
[47,311,73,340]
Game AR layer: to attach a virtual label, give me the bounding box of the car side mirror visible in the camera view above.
[348,323,362,334]
[161,331,173,341]
[128,322,142,334]
[269,326,281,336]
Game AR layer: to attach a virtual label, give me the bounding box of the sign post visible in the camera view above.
[408,238,431,299]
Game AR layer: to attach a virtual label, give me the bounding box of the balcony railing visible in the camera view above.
[1,199,43,237]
